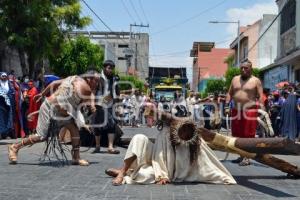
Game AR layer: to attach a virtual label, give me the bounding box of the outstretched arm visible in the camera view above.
[34,79,64,102]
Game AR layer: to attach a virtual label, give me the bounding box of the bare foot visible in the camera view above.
[112,175,124,186]
[105,168,121,177]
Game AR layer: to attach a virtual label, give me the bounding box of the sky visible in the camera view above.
[80,0,278,81]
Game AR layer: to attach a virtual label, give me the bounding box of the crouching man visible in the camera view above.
[8,70,99,166]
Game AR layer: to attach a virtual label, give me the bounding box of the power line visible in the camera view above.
[81,0,150,76]
[247,0,290,54]
[121,0,136,22]
[150,37,235,57]
[152,0,227,35]
[81,0,113,32]
[128,0,143,23]
[138,0,149,24]
[215,37,236,45]
[151,50,190,57]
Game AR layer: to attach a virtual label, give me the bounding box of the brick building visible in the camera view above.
[190,42,233,92]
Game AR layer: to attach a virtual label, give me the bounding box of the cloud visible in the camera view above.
[221,0,277,47]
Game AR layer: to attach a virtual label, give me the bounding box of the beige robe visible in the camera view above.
[123,127,236,185]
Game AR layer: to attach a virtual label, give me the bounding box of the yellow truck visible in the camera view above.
[148,67,189,102]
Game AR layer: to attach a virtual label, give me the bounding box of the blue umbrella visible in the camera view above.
[44,75,60,86]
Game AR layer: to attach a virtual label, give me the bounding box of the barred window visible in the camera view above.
[280,0,296,34]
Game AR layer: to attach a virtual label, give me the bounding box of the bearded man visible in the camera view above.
[93,60,120,154]
[105,112,236,186]
[225,59,264,166]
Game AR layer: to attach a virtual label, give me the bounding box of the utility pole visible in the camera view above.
[126,23,149,75]
[209,20,240,67]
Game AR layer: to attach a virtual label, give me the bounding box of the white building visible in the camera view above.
[70,31,149,80]
[263,0,300,90]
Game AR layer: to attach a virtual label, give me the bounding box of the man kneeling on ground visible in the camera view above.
[105,112,236,186]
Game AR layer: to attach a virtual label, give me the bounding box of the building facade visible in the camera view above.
[263,0,300,90]
[190,42,233,92]
[230,14,278,69]
[70,31,149,80]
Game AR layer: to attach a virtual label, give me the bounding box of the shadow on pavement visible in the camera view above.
[15,161,100,167]
[235,175,297,198]
[0,141,13,145]
[221,159,269,168]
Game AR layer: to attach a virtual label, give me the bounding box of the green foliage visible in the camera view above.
[224,67,261,89]
[119,75,145,92]
[224,67,240,89]
[201,90,208,98]
[50,36,104,77]
[224,54,235,68]
[0,0,91,77]
[252,68,261,78]
[205,79,226,95]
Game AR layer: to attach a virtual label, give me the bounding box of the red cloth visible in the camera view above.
[27,87,40,131]
[231,108,258,138]
[13,82,25,138]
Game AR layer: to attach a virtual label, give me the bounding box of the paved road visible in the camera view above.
[0,126,300,200]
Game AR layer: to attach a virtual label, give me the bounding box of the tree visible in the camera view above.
[224,54,235,69]
[0,0,91,77]
[119,75,145,92]
[205,79,226,95]
[224,67,261,89]
[50,36,104,77]
[224,67,240,89]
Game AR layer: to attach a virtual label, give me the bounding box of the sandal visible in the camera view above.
[72,159,90,166]
[231,156,243,164]
[105,168,120,177]
[112,176,124,186]
[8,144,18,164]
[107,149,120,154]
[239,158,250,166]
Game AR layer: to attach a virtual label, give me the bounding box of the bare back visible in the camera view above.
[48,76,93,114]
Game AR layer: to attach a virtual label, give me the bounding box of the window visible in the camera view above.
[118,57,127,60]
[118,44,129,48]
[280,0,296,34]
[295,69,300,83]
[242,45,248,60]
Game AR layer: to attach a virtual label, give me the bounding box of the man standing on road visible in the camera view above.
[8,70,99,166]
[225,59,264,166]
[93,60,120,154]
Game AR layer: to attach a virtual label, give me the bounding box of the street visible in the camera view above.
[0,126,300,200]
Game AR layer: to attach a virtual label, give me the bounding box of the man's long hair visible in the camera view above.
[169,120,201,165]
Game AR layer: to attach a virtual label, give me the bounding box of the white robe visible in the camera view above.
[123,127,236,185]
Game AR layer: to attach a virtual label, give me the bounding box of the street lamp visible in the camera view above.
[209,20,240,67]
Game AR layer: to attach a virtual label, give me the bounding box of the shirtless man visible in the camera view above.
[225,59,264,166]
[8,70,99,166]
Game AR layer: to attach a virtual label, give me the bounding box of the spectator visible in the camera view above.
[225,60,263,166]
[279,85,298,140]
[26,80,40,134]
[0,72,14,139]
